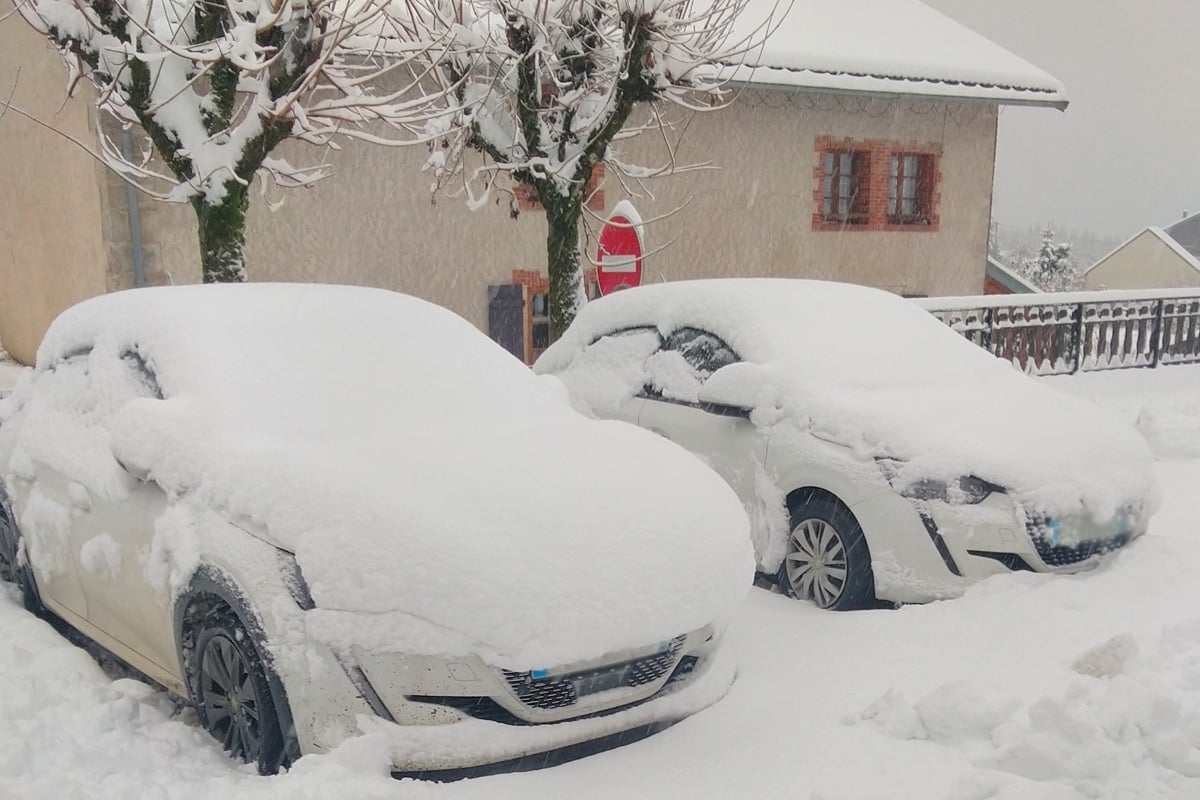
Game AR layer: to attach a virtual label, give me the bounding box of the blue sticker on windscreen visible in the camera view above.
[531,668,549,679]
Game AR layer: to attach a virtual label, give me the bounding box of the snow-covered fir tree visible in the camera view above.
[1016,227,1083,293]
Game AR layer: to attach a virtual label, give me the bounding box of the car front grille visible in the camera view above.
[1025,513,1133,567]
[502,635,688,711]
[408,654,702,726]
[503,674,578,710]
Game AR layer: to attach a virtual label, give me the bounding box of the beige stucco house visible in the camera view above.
[1084,216,1200,291]
[0,0,1066,365]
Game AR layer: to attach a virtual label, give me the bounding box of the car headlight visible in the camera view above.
[876,458,1004,505]
[899,475,999,505]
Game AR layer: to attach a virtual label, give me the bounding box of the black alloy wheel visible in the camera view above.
[191,616,286,773]
[0,508,17,583]
[0,505,43,615]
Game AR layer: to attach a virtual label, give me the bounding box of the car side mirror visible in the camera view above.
[111,444,151,483]
[697,363,774,415]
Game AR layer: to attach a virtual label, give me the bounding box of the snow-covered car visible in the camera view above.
[536,279,1157,611]
[0,284,753,774]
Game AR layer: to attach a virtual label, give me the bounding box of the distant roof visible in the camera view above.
[986,256,1040,293]
[721,0,1068,108]
[1084,226,1200,275]
[1164,214,1200,261]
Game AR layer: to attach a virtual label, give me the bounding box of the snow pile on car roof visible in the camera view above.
[537,279,1156,519]
[9,284,753,667]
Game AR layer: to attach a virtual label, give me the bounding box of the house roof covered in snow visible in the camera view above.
[721,0,1068,108]
[986,256,1040,293]
[1084,226,1200,276]
[1164,214,1200,261]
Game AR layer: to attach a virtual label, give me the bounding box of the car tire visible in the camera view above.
[189,612,287,774]
[15,559,44,616]
[0,506,44,616]
[0,505,17,584]
[778,489,876,611]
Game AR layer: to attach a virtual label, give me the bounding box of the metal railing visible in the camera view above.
[916,289,1200,376]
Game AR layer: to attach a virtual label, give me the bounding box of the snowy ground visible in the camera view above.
[3,365,1200,799]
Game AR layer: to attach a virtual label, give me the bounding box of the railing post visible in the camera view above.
[981,308,993,353]
[1150,300,1165,368]
[1072,302,1085,374]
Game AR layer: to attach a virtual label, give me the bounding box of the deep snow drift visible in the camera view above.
[0,363,1197,797]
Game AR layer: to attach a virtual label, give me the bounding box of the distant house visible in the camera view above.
[1084,217,1200,290]
[984,256,1040,295]
[0,0,1066,365]
[1163,213,1200,261]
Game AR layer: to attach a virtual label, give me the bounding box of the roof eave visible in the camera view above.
[724,78,1069,111]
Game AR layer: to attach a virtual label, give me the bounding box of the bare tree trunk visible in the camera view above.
[194,183,250,283]
[544,195,586,340]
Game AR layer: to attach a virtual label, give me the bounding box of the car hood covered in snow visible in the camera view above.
[11,284,753,668]
[537,279,1157,521]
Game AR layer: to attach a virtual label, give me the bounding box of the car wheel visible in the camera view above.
[14,559,44,615]
[0,508,44,615]
[0,506,17,584]
[190,614,286,774]
[779,490,875,611]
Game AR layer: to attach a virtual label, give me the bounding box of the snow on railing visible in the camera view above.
[916,289,1200,376]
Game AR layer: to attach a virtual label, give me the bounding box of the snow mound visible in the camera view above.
[989,622,1200,793]
[539,279,1156,520]
[1046,366,1200,461]
[1070,634,1139,679]
[853,622,1200,799]
[856,683,1019,744]
[10,284,754,668]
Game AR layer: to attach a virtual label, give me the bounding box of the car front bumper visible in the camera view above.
[851,488,1148,605]
[928,493,1147,578]
[339,636,737,773]
[273,621,734,773]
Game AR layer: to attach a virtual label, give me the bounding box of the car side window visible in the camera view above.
[552,327,663,414]
[661,328,740,378]
[595,326,662,346]
[47,347,93,372]
[120,349,164,400]
[16,345,163,494]
[644,327,741,404]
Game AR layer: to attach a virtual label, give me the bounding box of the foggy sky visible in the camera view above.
[923,0,1199,240]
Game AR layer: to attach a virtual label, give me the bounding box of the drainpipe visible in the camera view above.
[119,128,146,288]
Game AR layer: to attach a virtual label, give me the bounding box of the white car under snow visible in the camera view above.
[536,279,1158,610]
[0,284,753,774]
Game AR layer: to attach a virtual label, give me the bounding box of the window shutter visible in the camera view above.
[487,285,525,361]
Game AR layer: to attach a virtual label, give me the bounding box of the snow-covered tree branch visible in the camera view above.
[411,0,768,337]
[16,0,455,281]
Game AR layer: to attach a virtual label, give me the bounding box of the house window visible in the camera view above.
[888,154,934,225]
[822,151,870,225]
[530,291,551,359]
[813,139,941,232]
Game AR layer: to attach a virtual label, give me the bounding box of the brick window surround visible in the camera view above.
[510,269,549,365]
[812,138,942,232]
